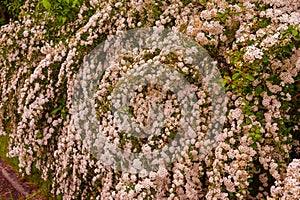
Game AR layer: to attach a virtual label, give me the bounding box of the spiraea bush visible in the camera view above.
[0,0,299,199]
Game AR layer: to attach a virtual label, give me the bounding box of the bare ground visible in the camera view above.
[0,157,46,200]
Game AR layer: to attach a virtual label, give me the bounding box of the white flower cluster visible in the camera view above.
[271,159,300,199]
[243,45,264,63]
[0,0,299,199]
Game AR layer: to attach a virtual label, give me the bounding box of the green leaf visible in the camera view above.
[246,118,251,124]
[72,0,79,7]
[251,143,257,149]
[58,16,67,24]
[51,106,62,115]
[262,56,269,63]
[255,128,260,134]
[200,0,207,6]
[222,76,231,86]
[255,134,262,140]
[42,0,51,10]
[62,112,67,120]
[36,132,43,139]
[245,73,254,81]
[224,75,231,81]
[255,85,263,95]
[292,29,298,37]
[232,73,240,80]
[58,99,65,105]
[221,80,227,87]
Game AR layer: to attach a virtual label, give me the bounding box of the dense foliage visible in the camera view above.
[0,0,26,25]
[0,0,299,199]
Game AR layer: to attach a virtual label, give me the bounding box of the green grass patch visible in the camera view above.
[0,134,19,171]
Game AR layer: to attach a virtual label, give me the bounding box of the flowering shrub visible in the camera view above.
[0,0,299,199]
